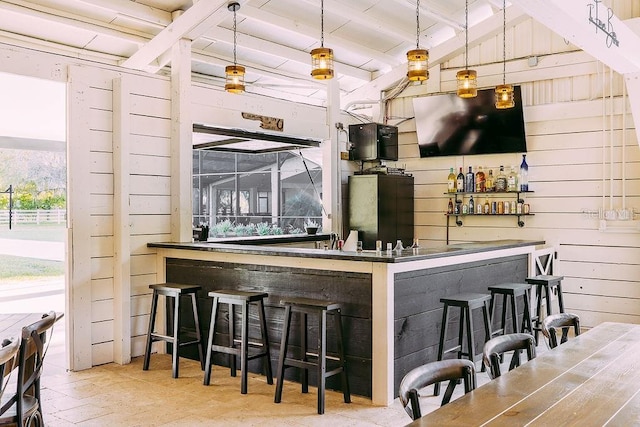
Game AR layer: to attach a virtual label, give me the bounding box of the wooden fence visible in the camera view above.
[0,209,66,225]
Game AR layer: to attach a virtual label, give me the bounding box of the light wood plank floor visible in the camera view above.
[40,331,548,426]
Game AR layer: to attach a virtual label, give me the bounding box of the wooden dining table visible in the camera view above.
[409,322,640,426]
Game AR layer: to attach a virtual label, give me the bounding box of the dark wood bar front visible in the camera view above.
[150,238,544,405]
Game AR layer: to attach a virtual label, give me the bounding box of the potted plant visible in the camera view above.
[304,219,319,235]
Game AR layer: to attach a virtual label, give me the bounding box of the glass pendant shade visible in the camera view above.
[456,69,477,98]
[310,47,334,79]
[495,84,515,109]
[407,49,429,81]
[225,65,245,93]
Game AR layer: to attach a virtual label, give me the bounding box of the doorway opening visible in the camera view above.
[0,71,67,373]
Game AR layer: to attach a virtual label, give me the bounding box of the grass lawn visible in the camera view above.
[0,254,64,279]
[0,223,65,242]
[0,224,65,280]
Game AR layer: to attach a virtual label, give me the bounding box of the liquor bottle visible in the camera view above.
[520,154,529,191]
[507,166,518,192]
[484,198,490,214]
[475,166,486,192]
[447,167,456,193]
[486,169,495,192]
[447,198,454,214]
[476,200,483,214]
[468,195,474,214]
[465,166,475,193]
[456,167,464,192]
[495,165,507,192]
[454,200,461,214]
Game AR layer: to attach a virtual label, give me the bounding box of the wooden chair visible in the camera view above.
[482,333,536,379]
[0,311,57,427]
[0,336,21,398]
[542,313,580,349]
[398,359,476,421]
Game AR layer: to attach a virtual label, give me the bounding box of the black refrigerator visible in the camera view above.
[348,174,414,250]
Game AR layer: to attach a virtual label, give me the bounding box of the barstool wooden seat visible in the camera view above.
[203,290,273,394]
[525,275,565,344]
[274,297,350,415]
[488,283,533,336]
[435,292,492,396]
[143,283,205,378]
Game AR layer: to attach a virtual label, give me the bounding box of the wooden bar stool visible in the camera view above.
[274,297,350,415]
[143,283,205,378]
[488,283,533,336]
[525,275,565,344]
[203,290,273,394]
[435,292,492,396]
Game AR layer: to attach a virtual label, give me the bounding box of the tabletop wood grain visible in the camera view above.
[409,322,640,426]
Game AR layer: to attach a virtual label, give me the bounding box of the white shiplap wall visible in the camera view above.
[385,15,640,328]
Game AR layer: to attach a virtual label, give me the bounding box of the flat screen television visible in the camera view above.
[413,86,526,158]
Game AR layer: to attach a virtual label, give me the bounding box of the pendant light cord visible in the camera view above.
[233,6,238,66]
[465,0,469,70]
[416,0,420,49]
[320,0,325,48]
[502,0,506,85]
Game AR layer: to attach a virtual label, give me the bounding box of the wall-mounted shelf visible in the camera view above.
[444,191,534,244]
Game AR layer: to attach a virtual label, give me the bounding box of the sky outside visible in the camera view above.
[0,72,65,141]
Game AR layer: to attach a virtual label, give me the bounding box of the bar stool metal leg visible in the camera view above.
[301,312,309,393]
[434,304,450,396]
[191,293,205,370]
[240,299,249,394]
[229,303,236,378]
[334,309,351,404]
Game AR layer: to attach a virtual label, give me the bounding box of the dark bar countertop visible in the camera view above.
[148,238,545,263]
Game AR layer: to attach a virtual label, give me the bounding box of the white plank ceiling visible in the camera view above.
[0,0,637,107]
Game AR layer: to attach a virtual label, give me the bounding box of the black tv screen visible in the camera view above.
[413,86,526,158]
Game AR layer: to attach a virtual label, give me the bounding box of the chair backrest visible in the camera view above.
[7,311,57,426]
[398,359,476,420]
[542,313,580,349]
[0,336,21,396]
[482,333,536,379]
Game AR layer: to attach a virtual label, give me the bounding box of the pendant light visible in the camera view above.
[457,0,477,98]
[225,2,245,94]
[310,0,334,79]
[495,0,515,109]
[407,0,428,82]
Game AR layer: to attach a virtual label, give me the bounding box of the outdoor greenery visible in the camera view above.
[0,149,66,209]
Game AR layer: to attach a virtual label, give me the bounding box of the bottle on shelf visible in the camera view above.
[447,167,456,193]
[465,166,475,193]
[454,199,461,214]
[476,201,483,214]
[507,166,518,192]
[447,198,454,214]
[495,165,507,192]
[520,154,529,191]
[486,169,495,192]
[468,195,474,214]
[475,166,486,192]
[484,198,490,214]
[456,167,464,192]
